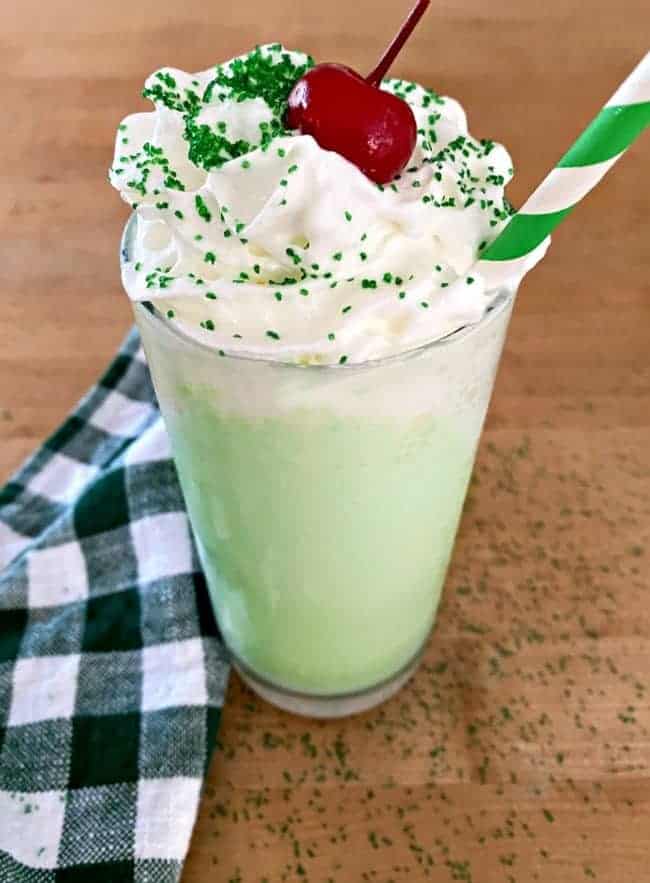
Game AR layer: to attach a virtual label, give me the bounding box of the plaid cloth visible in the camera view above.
[0,329,228,883]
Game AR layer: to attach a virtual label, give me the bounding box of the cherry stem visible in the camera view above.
[366,0,430,87]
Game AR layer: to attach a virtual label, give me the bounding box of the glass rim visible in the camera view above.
[122,215,517,372]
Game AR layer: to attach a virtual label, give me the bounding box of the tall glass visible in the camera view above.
[124,222,516,717]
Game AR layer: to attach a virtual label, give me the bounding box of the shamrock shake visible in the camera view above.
[112,42,519,716]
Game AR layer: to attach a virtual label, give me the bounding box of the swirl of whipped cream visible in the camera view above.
[111,44,515,363]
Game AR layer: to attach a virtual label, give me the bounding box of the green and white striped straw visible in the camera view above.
[479,51,650,289]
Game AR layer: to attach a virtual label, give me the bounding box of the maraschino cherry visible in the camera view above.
[286,0,430,184]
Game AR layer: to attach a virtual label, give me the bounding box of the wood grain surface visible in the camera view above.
[2,1,649,880]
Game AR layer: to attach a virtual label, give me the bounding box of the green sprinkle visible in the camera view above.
[360,252,368,261]
[266,330,280,340]
[344,211,352,222]
[288,164,298,174]
[420,301,430,308]
[195,194,212,222]
[205,292,217,300]
[174,210,184,220]
[466,276,475,284]
[166,309,175,319]
[158,71,177,89]
[339,355,348,365]
[333,252,343,262]
[204,252,216,264]
[280,178,288,187]
[278,148,286,158]
[383,272,393,284]
[299,288,309,296]
[241,159,251,169]
[134,262,143,271]
[394,276,403,285]
[200,318,215,331]
[342,305,352,314]
[398,291,406,299]
[253,264,261,274]
[328,332,336,341]
[275,292,283,301]
[361,279,377,289]
[194,234,203,241]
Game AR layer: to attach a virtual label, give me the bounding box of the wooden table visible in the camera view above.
[3,1,649,880]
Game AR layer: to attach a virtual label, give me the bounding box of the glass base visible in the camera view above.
[232,647,425,719]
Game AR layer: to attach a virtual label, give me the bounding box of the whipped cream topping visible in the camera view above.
[111,44,516,363]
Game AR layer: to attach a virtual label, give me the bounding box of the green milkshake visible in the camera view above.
[171,409,458,694]
[113,43,521,716]
[132,283,514,712]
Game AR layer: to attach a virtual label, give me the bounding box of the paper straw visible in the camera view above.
[479,52,650,289]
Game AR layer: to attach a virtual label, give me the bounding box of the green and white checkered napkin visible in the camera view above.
[0,330,228,882]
